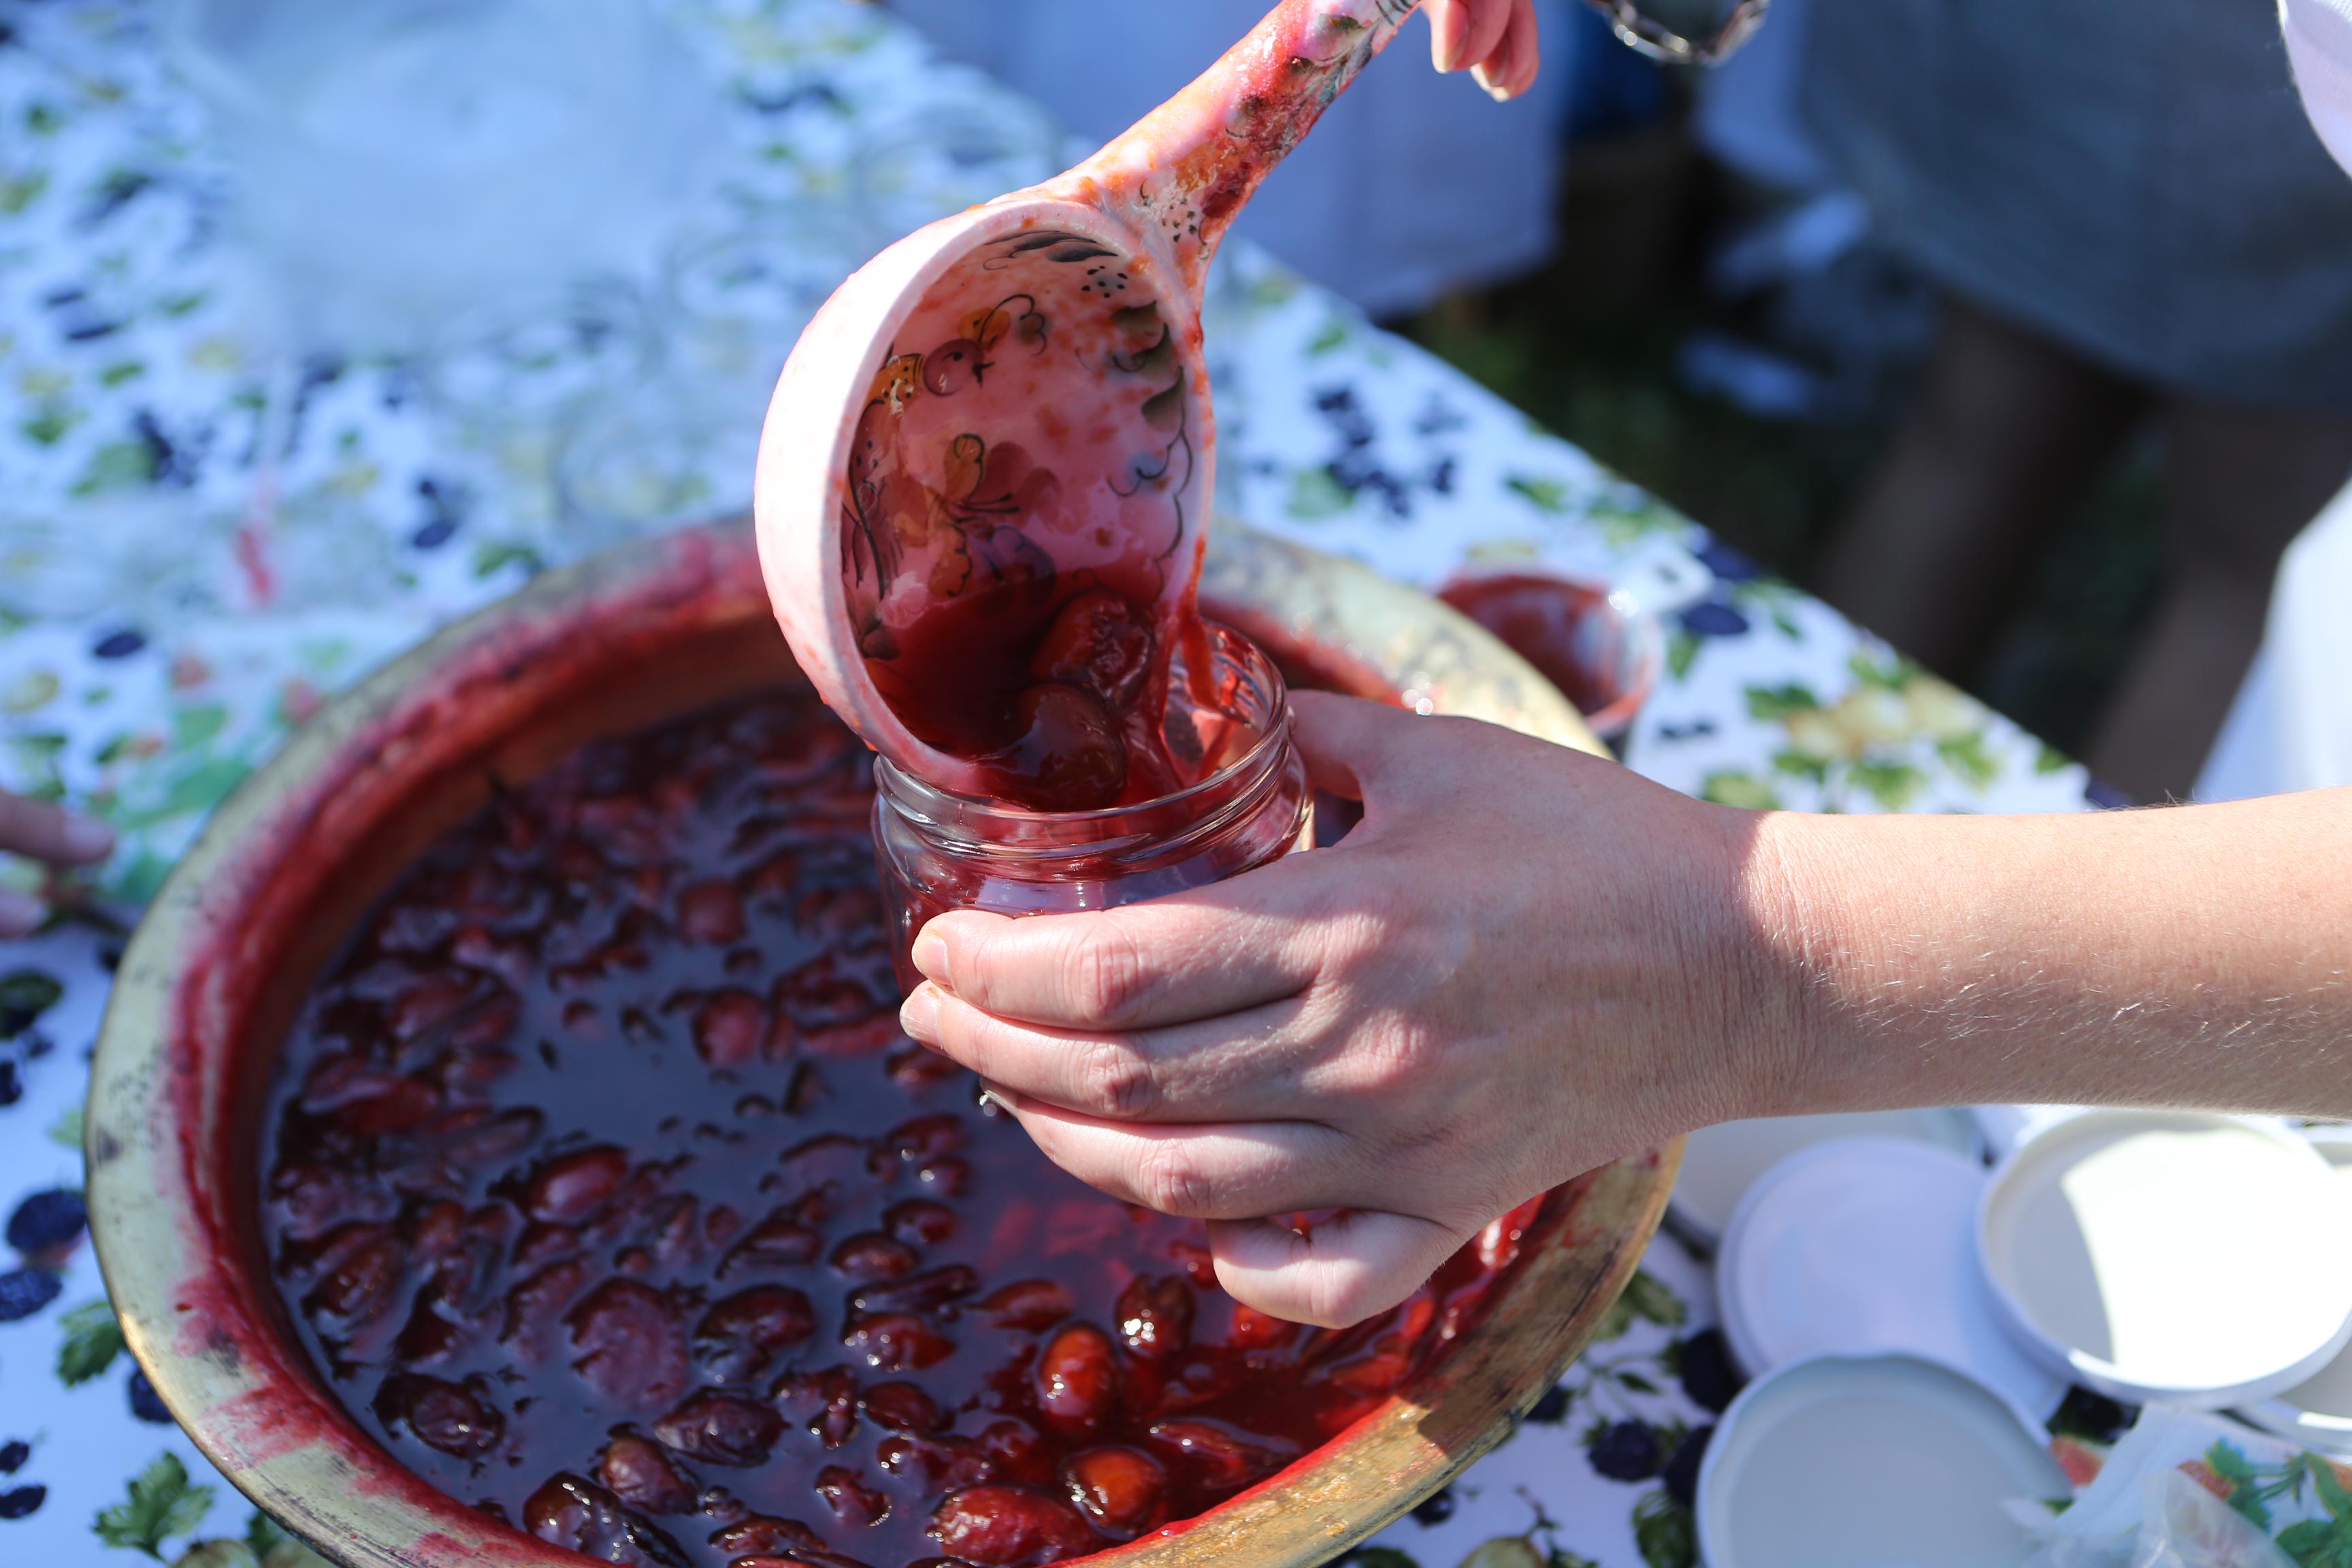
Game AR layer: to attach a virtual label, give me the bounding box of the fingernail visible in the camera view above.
[911,925,949,985]
[1432,5,1467,71]
[0,890,46,938]
[60,814,114,862]
[1471,62,1514,101]
[898,983,942,1042]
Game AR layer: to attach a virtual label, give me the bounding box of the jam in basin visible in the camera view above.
[87,517,1676,1568]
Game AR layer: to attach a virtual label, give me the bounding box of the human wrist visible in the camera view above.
[1723,805,1868,1122]
[1728,808,2053,1119]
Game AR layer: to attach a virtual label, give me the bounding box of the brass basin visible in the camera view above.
[86,517,1676,1568]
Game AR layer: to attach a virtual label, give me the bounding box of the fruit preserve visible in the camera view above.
[871,621,1309,992]
[262,683,1525,1568]
[830,228,1222,817]
[1437,573,1658,741]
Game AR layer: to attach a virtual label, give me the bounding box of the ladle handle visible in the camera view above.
[1056,0,1422,298]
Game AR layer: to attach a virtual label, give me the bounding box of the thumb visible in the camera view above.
[1287,691,1431,803]
[1205,1209,1469,1329]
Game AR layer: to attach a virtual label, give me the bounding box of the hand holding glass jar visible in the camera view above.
[894,690,1778,1328]
[896,692,2352,1330]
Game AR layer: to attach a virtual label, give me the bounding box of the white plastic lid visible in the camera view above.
[1671,1108,1982,1248]
[1697,1352,2068,1568]
[1979,1111,2352,1408]
[2237,1126,2352,1453]
[1716,1137,2065,1418]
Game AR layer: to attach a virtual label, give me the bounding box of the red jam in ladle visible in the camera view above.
[755,0,1431,813]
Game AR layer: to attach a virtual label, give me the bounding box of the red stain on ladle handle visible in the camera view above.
[1051,0,1424,298]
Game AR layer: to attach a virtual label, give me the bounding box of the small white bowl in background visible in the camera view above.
[1978,1110,2352,1409]
[1697,1352,2068,1568]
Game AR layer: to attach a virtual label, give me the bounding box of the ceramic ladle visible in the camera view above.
[753,0,1425,798]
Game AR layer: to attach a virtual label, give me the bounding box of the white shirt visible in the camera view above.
[2285,0,2352,173]
[2198,1,2352,800]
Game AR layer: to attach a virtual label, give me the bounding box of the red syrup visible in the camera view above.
[872,622,1309,994]
[261,688,1528,1568]
[835,267,1215,817]
[865,571,1218,815]
[1437,573,1661,741]
[1437,575,1621,719]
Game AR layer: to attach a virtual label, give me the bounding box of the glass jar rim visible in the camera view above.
[871,621,1294,837]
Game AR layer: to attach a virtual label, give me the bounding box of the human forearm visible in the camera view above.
[904,696,2352,1326]
[1742,789,2352,1121]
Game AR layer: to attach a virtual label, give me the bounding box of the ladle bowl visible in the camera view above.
[755,0,1426,794]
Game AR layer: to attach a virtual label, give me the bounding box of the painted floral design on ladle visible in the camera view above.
[755,0,1423,810]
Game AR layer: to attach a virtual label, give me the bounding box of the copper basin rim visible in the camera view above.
[86,516,1679,1568]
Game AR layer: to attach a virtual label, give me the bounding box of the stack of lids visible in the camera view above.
[1676,1109,2352,1565]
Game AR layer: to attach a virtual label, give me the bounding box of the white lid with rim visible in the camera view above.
[1670,1108,1983,1248]
[1697,1352,2069,1568]
[1717,1137,2065,1417]
[1978,1110,2352,1409]
[2236,1125,2352,1452]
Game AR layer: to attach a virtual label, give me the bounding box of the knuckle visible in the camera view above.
[1341,1012,1437,1098]
[1351,1047,1418,1103]
[1340,883,1410,945]
[1074,1038,1158,1120]
[1133,1139,1214,1218]
[942,922,1001,1009]
[1065,925,1152,1024]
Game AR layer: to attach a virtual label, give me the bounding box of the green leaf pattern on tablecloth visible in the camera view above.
[2193,1441,2352,1565]
[56,1298,125,1386]
[1697,649,2010,813]
[1629,1492,1697,1568]
[94,1454,214,1560]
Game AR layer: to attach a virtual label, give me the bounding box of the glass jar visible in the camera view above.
[872,624,1313,993]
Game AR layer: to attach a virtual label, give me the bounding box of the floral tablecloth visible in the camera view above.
[0,3,2115,1567]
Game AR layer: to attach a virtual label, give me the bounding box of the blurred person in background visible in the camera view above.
[885,0,1573,317]
[1802,0,2352,805]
